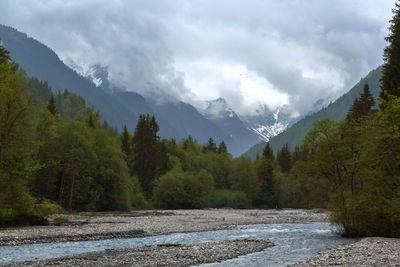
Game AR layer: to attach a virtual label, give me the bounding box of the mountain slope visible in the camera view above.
[240,105,293,141]
[202,98,261,152]
[0,25,139,130]
[0,25,248,155]
[242,66,383,160]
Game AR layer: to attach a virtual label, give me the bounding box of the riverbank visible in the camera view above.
[6,239,273,267]
[292,237,400,266]
[0,209,328,246]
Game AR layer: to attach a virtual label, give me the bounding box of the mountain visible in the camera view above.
[202,98,261,154]
[240,104,294,141]
[0,24,311,156]
[0,25,140,131]
[242,66,383,160]
[0,25,251,155]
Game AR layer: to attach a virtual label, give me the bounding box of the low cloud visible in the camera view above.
[0,0,394,116]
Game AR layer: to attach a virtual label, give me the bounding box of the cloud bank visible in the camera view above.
[0,0,394,115]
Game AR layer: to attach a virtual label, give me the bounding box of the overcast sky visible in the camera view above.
[0,0,394,116]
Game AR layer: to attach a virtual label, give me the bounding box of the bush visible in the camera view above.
[34,199,62,217]
[152,167,187,209]
[209,189,251,209]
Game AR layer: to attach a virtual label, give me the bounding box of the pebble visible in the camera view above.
[6,239,273,267]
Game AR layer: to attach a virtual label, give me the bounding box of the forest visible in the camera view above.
[0,41,280,226]
[1,3,400,239]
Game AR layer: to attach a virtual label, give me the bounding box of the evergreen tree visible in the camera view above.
[121,125,131,155]
[204,137,217,153]
[277,144,292,173]
[380,1,400,108]
[218,141,228,154]
[347,84,376,122]
[262,142,274,160]
[359,84,376,113]
[346,98,362,121]
[88,114,95,128]
[0,40,10,64]
[131,114,168,198]
[255,158,276,208]
[46,95,58,115]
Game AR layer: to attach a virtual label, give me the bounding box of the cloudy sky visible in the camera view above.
[0,0,394,116]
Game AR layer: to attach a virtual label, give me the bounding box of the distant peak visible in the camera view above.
[203,97,236,119]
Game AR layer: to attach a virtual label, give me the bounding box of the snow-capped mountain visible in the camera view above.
[240,104,294,142]
[202,98,294,147]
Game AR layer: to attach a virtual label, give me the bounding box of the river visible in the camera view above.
[0,222,356,266]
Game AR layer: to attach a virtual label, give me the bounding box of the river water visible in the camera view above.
[0,222,356,266]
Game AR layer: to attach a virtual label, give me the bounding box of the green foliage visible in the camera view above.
[204,137,217,153]
[0,57,34,223]
[347,84,375,122]
[0,38,10,64]
[381,1,400,107]
[230,157,260,204]
[152,167,187,209]
[254,158,277,208]
[263,142,275,160]
[277,144,292,173]
[209,189,251,209]
[46,95,57,115]
[131,114,169,198]
[121,124,131,155]
[218,141,228,154]
[34,199,61,217]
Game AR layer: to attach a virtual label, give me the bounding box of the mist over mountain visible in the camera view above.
[242,66,383,160]
[1,24,294,156]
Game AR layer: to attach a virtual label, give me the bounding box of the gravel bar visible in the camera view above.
[291,237,400,266]
[0,209,328,246]
[6,239,273,267]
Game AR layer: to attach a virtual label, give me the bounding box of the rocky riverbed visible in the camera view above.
[292,237,400,266]
[5,239,273,267]
[0,209,328,246]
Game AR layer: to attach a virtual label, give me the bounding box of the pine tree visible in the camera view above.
[359,84,376,113]
[277,144,292,173]
[262,142,274,160]
[131,114,167,198]
[46,95,58,115]
[218,141,228,154]
[347,84,376,122]
[380,1,400,108]
[255,158,276,208]
[88,114,95,128]
[346,97,362,121]
[204,137,217,152]
[0,40,11,64]
[121,125,131,155]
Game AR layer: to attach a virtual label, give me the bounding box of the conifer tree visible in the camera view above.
[277,144,292,173]
[262,142,274,160]
[346,97,362,121]
[88,114,95,128]
[204,137,217,152]
[131,114,167,198]
[121,125,131,155]
[359,84,376,113]
[218,141,228,154]
[0,40,10,64]
[347,84,376,122]
[380,1,400,108]
[46,95,58,115]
